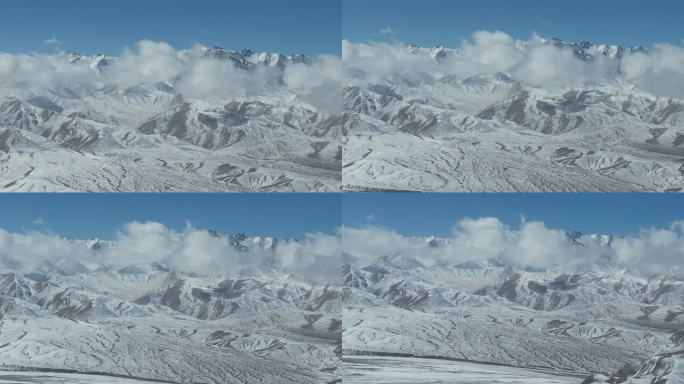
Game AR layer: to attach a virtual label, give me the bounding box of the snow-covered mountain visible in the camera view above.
[0,46,341,192]
[342,230,684,383]
[0,232,341,383]
[342,37,684,192]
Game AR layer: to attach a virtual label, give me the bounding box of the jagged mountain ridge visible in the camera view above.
[403,37,647,63]
[63,46,312,72]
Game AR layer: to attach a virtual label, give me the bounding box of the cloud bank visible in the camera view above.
[343,31,684,98]
[2,217,683,280]
[0,40,342,113]
[343,218,684,276]
[0,221,341,283]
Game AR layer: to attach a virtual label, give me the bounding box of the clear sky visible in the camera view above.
[0,193,341,240]
[344,0,684,48]
[0,0,340,55]
[343,193,684,237]
[3,193,682,239]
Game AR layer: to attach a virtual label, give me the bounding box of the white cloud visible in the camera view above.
[342,39,443,83]
[344,218,684,276]
[342,225,429,265]
[2,218,684,280]
[282,54,343,113]
[343,30,684,98]
[622,43,684,98]
[275,232,342,283]
[0,51,98,90]
[0,221,340,283]
[0,40,342,114]
[0,228,91,271]
[44,35,60,45]
[454,30,526,75]
[112,221,178,266]
[451,217,512,262]
[171,228,250,275]
[115,40,185,84]
[380,26,396,36]
[610,222,684,275]
[32,217,45,225]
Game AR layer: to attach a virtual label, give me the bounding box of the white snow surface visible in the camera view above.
[0,370,168,383]
[343,355,581,383]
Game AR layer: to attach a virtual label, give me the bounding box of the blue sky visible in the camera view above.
[343,193,684,237]
[0,194,340,239]
[0,0,340,55]
[2,193,682,239]
[344,0,684,47]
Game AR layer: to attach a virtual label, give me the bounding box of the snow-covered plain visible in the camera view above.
[0,371,166,383]
[343,356,581,384]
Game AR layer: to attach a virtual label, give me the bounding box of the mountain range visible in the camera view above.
[0,232,342,383]
[1,226,682,383]
[0,46,341,192]
[343,230,684,383]
[342,38,684,192]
